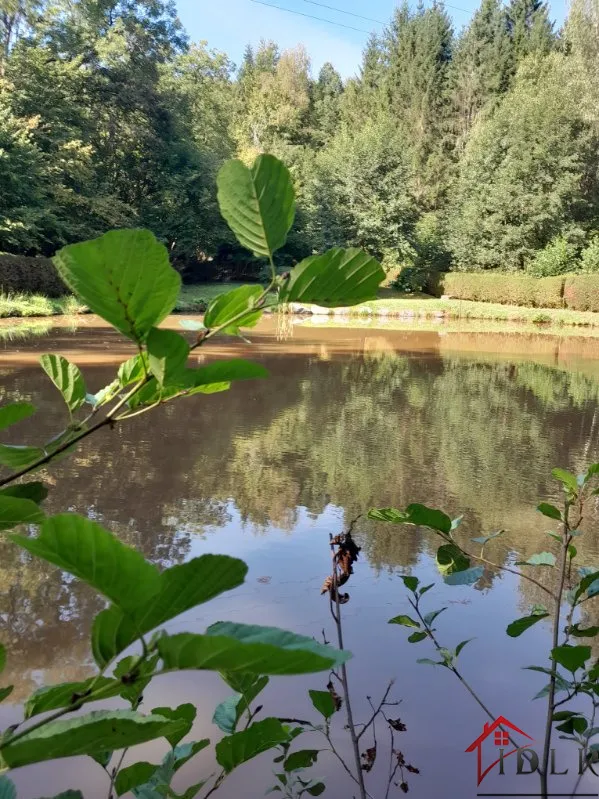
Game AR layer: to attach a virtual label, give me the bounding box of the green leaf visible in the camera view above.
[552,645,591,673]
[388,615,421,628]
[516,552,556,567]
[147,329,189,386]
[0,495,44,531]
[35,793,83,799]
[219,673,268,726]
[0,444,44,469]
[369,504,452,534]
[423,608,447,626]
[179,319,206,331]
[569,624,599,637]
[0,643,5,673]
[0,686,14,702]
[172,739,210,772]
[401,576,419,592]
[92,555,247,667]
[1,710,187,768]
[507,613,549,638]
[91,750,112,768]
[53,230,181,344]
[217,155,295,259]
[419,583,435,596]
[150,704,196,747]
[0,482,47,504]
[436,544,470,576]
[0,402,35,431]
[216,718,289,772]
[556,716,588,735]
[25,676,120,719]
[279,248,384,307]
[552,468,579,494]
[305,784,325,796]
[115,762,158,797]
[471,531,504,545]
[204,285,263,335]
[158,623,350,675]
[444,566,484,585]
[308,689,336,720]
[538,503,562,521]
[455,639,474,656]
[213,694,242,734]
[0,777,15,799]
[39,355,86,413]
[12,514,161,612]
[118,354,148,387]
[407,631,428,643]
[417,658,441,666]
[284,750,319,772]
[114,653,159,706]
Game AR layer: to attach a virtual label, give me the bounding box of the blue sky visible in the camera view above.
[177,0,568,79]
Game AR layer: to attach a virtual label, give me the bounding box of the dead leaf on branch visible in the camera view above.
[361,745,377,772]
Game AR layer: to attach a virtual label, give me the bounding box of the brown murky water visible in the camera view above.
[1,316,599,798]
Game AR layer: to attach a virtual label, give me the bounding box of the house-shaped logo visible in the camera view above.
[466,716,534,786]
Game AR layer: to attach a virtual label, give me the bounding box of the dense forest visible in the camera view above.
[1,0,598,284]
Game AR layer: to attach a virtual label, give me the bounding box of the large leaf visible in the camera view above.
[53,230,181,344]
[147,329,189,386]
[158,623,350,675]
[1,710,186,768]
[204,285,263,335]
[309,690,336,720]
[552,468,579,494]
[537,503,562,521]
[0,402,35,431]
[0,444,44,469]
[436,544,470,576]
[215,718,289,772]
[0,482,48,504]
[369,504,452,535]
[150,704,196,747]
[0,495,44,531]
[213,694,242,734]
[551,645,591,673]
[388,615,420,629]
[25,676,121,719]
[119,353,149,387]
[115,763,158,797]
[92,555,247,667]
[279,248,384,308]
[506,612,549,638]
[444,566,484,586]
[12,514,160,612]
[284,750,319,771]
[217,155,295,258]
[0,779,16,799]
[516,552,556,567]
[39,355,86,413]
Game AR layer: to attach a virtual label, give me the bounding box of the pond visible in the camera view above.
[1,316,599,799]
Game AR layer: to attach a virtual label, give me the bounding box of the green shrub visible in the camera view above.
[563,274,599,312]
[581,238,599,273]
[0,253,66,297]
[413,212,452,272]
[527,236,577,277]
[432,273,565,308]
[393,265,428,293]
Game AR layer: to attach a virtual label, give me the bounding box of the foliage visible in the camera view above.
[580,237,599,273]
[0,254,65,297]
[527,236,578,277]
[370,462,599,796]
[431,272,566,308]
[0,153,384,796]
[564,274,599,312]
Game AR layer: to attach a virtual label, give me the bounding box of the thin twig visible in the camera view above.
[357,681,394,742]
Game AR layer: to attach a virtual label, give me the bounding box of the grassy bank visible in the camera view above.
[3,284,599,329]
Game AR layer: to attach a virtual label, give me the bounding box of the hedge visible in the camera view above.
[0,254,66,297]
[427,273,566,308]
[563,275,599,312]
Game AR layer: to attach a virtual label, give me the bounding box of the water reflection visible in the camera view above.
[1,319,599,798]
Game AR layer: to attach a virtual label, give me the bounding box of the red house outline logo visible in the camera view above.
[466,716,534,786]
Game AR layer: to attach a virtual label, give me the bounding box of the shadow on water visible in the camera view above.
[1,316,599,797]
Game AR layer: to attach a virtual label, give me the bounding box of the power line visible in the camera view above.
[249,0,372,33]
[299,0,386,25]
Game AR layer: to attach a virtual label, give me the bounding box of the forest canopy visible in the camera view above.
[1,0,598,281]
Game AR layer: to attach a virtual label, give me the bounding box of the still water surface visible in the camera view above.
[1,316,599,799]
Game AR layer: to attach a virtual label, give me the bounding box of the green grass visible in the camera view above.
[0,293,86,318]
[314,289,599,328]
[174,283,250,313]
